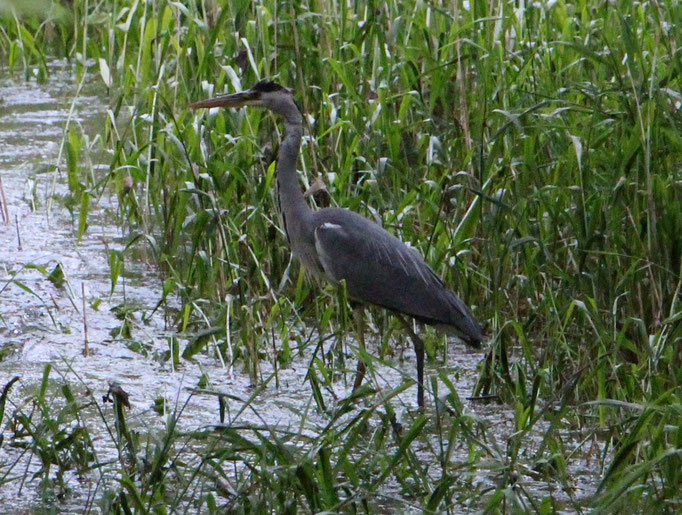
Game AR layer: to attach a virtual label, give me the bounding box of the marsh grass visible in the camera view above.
[2,0,682,512]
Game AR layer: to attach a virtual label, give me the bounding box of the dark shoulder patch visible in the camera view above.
[252,81,287,93]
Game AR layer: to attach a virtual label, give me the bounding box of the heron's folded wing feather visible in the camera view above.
[312,216,482,343]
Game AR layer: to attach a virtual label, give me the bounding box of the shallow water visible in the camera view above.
[0,61,237,510]
[0,63,601,511]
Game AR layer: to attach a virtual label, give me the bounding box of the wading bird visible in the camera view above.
[191,81,483,407]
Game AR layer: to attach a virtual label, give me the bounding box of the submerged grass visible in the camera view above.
[2,0,682,512]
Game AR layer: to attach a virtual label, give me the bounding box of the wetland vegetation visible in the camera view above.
[1,0,681,512]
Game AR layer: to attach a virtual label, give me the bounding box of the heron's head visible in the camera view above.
[190,81,300,123]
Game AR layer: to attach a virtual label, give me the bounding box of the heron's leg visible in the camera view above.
[351,307,366,393]
[396,314,425,408]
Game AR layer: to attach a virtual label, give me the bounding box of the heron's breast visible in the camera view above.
[283,223,325,279]
[294,245,326,278]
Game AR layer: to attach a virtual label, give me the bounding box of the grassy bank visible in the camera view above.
[2,0,681,512]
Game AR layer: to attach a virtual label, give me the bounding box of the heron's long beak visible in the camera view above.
[189,89,260,110]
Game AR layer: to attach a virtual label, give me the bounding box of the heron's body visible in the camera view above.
[192,81,483,407]
[295,207,483,339]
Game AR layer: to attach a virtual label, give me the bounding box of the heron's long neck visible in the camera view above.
[276,119,311,242]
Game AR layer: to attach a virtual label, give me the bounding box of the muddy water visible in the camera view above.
[0,62,286,510]
[0,63,600,511]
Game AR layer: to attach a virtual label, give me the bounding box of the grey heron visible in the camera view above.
[191,81,484,407]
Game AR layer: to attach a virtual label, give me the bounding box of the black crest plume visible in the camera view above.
[252,81,287,93]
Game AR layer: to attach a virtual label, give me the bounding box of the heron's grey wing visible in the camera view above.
[313,215,483,343]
